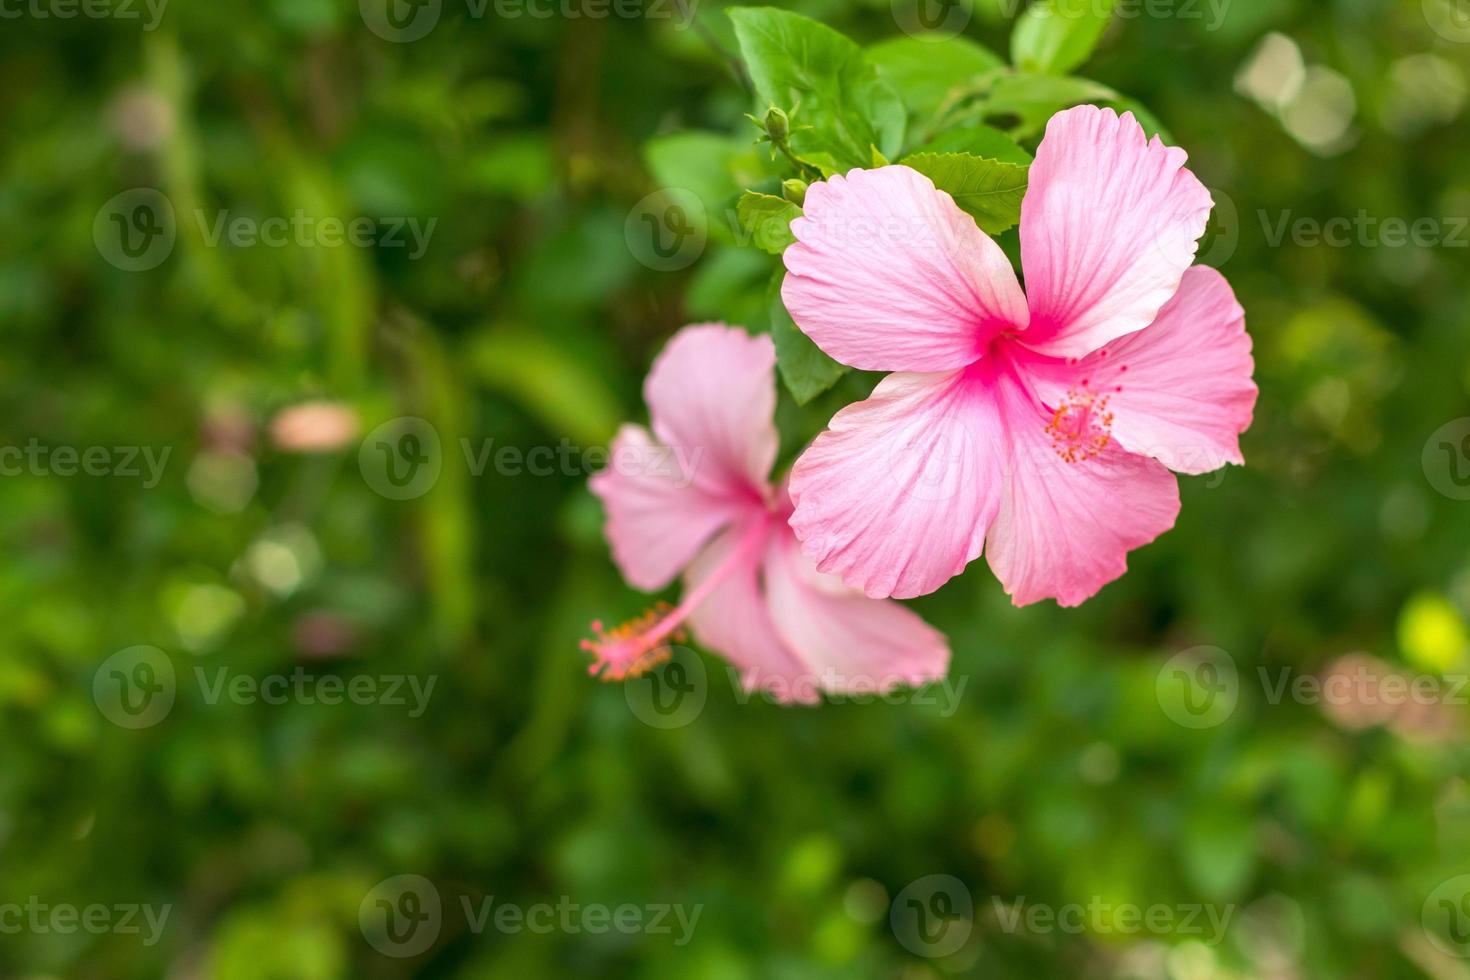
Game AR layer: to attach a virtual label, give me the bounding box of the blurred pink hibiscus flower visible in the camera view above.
[585,324,949,700]
[782,106,1257,606]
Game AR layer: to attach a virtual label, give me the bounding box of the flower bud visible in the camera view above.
[781,179,808,206]
[763,106,790,143]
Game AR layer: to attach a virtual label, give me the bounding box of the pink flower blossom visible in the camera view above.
[269,400,361,453]
[782,106,1257,606]
[585,324,949,700]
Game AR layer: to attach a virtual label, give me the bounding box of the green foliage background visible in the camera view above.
[3,0,1470,976]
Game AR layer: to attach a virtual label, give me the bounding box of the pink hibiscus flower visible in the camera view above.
[781,106,1257,607]
[584,324,949,700]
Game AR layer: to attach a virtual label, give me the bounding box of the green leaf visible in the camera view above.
[729,7,905,172]
[768,273,847,405]
[918,124,1033,165]
[1011,0,1118,76]
[901,152,1029,235]
[645,131,744,209]
[736,192,802,255]
[686,246,774,325]
[981,72,1118,138]
[867,34,1004,124]
[468,327,622,446]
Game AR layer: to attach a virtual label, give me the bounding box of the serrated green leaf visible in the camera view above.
[729,7,905,172]
[736,192,802,255]
[918,124,1033,165]
[901,152,1029,235]
[1011,0,1118,76]
[768,273,847,405]
[867,34,1004,124]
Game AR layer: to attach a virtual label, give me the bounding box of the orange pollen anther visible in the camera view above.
[1046,387,1115,463]
[582,515,772,682]
[581,602,690,681]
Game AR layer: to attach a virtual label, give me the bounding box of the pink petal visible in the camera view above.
[782,166,1028,372]
[985,372,1181,607]
[1018,106,1212,360]
[762,531,950,693]
[1022,266,1256,474]
[644,323,778,500]
[683,520,817,703]
[590,425,753,591]
[788,367,1006,599]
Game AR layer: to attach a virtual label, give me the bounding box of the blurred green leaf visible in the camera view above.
[768,272,848,405]
[867,34,1004,126]
[1011,0,1117,76]
[468,327,622,446]
[645,131,749,245]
